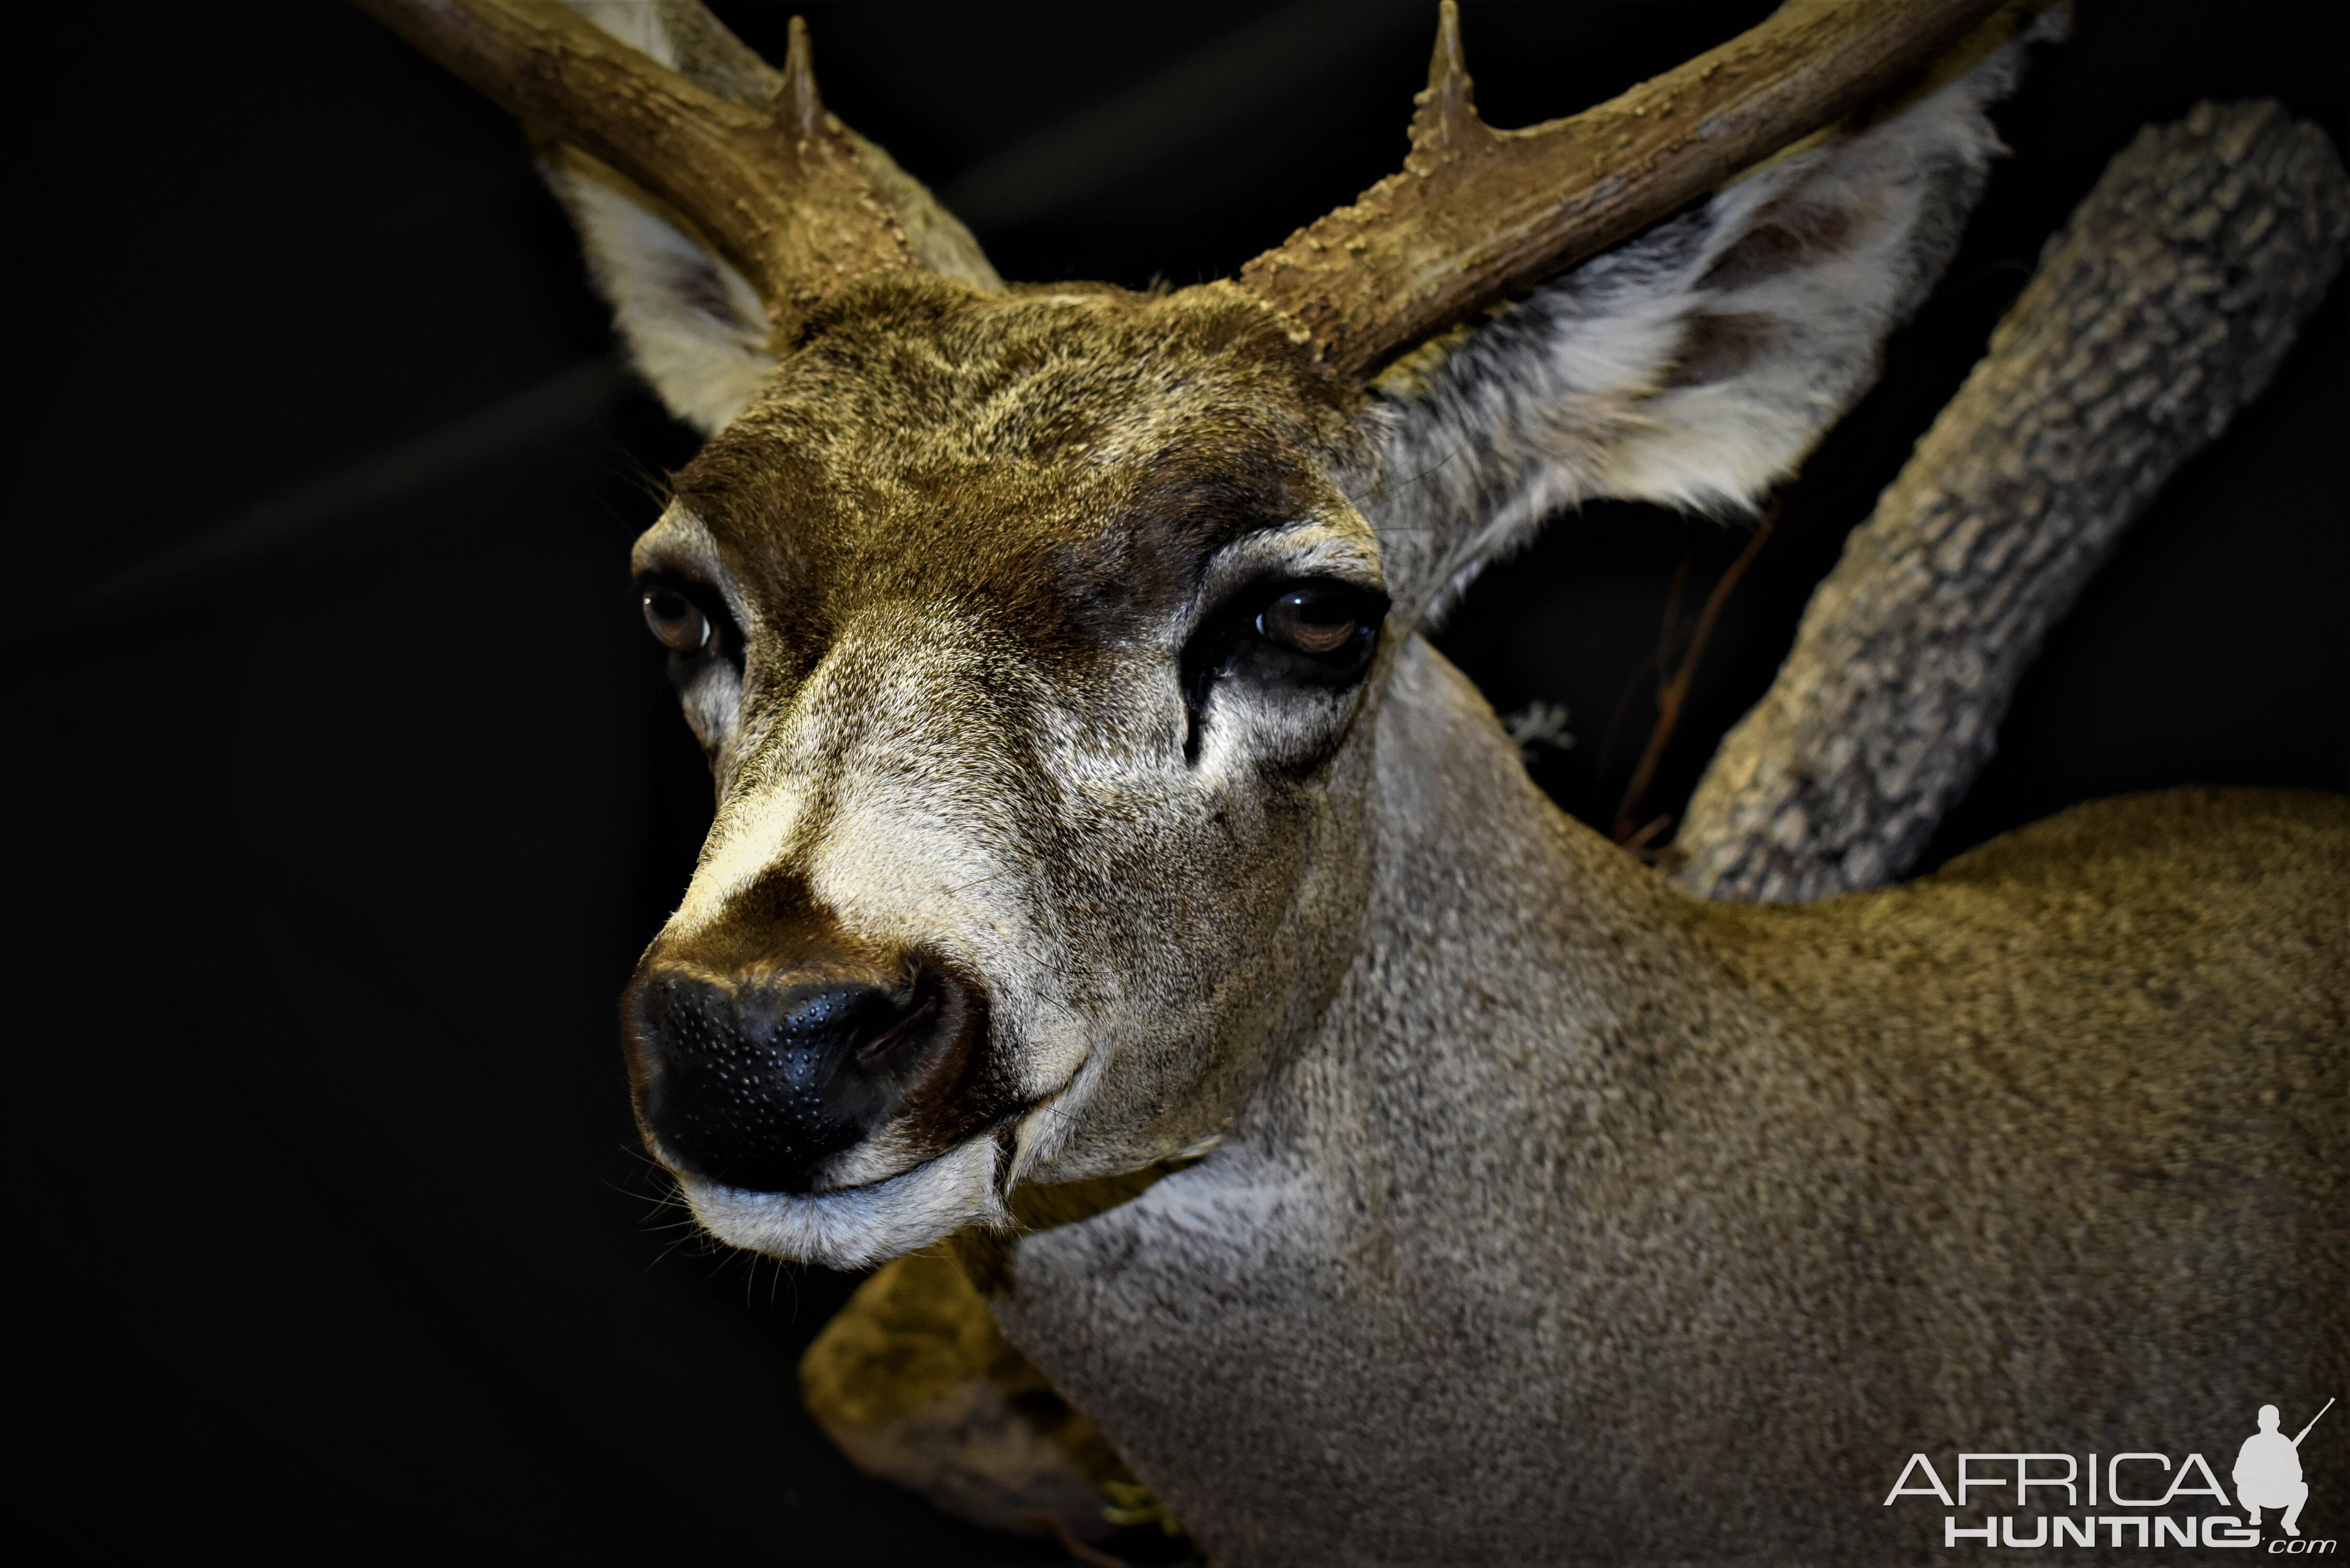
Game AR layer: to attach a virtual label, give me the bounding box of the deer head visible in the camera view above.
[361,0,2047,1266]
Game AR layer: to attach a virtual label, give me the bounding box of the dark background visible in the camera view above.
[8,2,2343,1561]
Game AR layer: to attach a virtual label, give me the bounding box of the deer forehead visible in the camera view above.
[639,278,1377,649]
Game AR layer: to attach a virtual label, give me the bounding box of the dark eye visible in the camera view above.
[1259,585,1370,658]
[1181,573,1386,738]
[1177,575,1388,764]
[642,584,711,653]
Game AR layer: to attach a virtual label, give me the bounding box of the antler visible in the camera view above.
[354,0,917,339]
[1238,0,2016,379]
[367,0,2015,376]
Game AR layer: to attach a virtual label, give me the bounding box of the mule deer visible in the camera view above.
[359,1,2347,1560]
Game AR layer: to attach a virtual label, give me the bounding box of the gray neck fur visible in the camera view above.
[993,637,2347,1564]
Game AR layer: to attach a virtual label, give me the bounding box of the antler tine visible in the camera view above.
[778,15,825,142]
[1239,0,2019,379]
[1407,1,1483,167]
[355,0,914,341]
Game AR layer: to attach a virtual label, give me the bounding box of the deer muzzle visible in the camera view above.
[623,908,996,1196]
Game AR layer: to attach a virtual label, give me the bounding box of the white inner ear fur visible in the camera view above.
[1369,12,2060,619]
[547,3,1001,436]
[564,1,672,62]
[546,154,777,437]
[547,2,778,436]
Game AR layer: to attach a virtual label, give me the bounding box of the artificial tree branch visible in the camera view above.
[1615,505,1780,848]
[1671,100,2348,904]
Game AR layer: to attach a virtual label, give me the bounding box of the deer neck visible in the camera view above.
[1251,632,1744,1162]
[981,631,1913,1560]
[1015,632,1775,1256]
[989,635,1822,1549]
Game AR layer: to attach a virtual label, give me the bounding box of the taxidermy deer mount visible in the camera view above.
[358,0,2346,1562]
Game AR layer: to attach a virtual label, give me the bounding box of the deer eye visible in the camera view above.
[1178,574,1388,764]
[641,583,712,653]
[1182,573,1386,720]
[1259,584,1373,659]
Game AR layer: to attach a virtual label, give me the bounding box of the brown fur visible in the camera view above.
[1690,787,2348,1456]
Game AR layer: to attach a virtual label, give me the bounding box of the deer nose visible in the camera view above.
[629,967,951,1194]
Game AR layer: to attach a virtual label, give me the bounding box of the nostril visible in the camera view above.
[748,977,929,1066]
[855,972,941,1062]
[630,964,960,1194]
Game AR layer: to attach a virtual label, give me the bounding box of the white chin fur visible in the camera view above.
[678,1137,1007,1269]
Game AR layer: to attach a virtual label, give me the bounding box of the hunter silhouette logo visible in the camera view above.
[1883,1397,2335,1551]
[2240,1400,2331,1539]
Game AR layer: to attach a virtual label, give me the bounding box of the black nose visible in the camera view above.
[631,970,946,1193]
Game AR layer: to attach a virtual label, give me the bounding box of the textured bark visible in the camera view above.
[1672,100,2349,904]
[798,1170,1191,1544]
[799,1251,1133,1541]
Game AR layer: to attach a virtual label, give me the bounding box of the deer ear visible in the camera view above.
[535,2,780,435]
[1365,13,2058,616]
[541,2,1000,436]
[544,146,776,436]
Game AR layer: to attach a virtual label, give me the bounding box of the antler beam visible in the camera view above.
[354,0,914,336]
[1239,0,2016,378]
